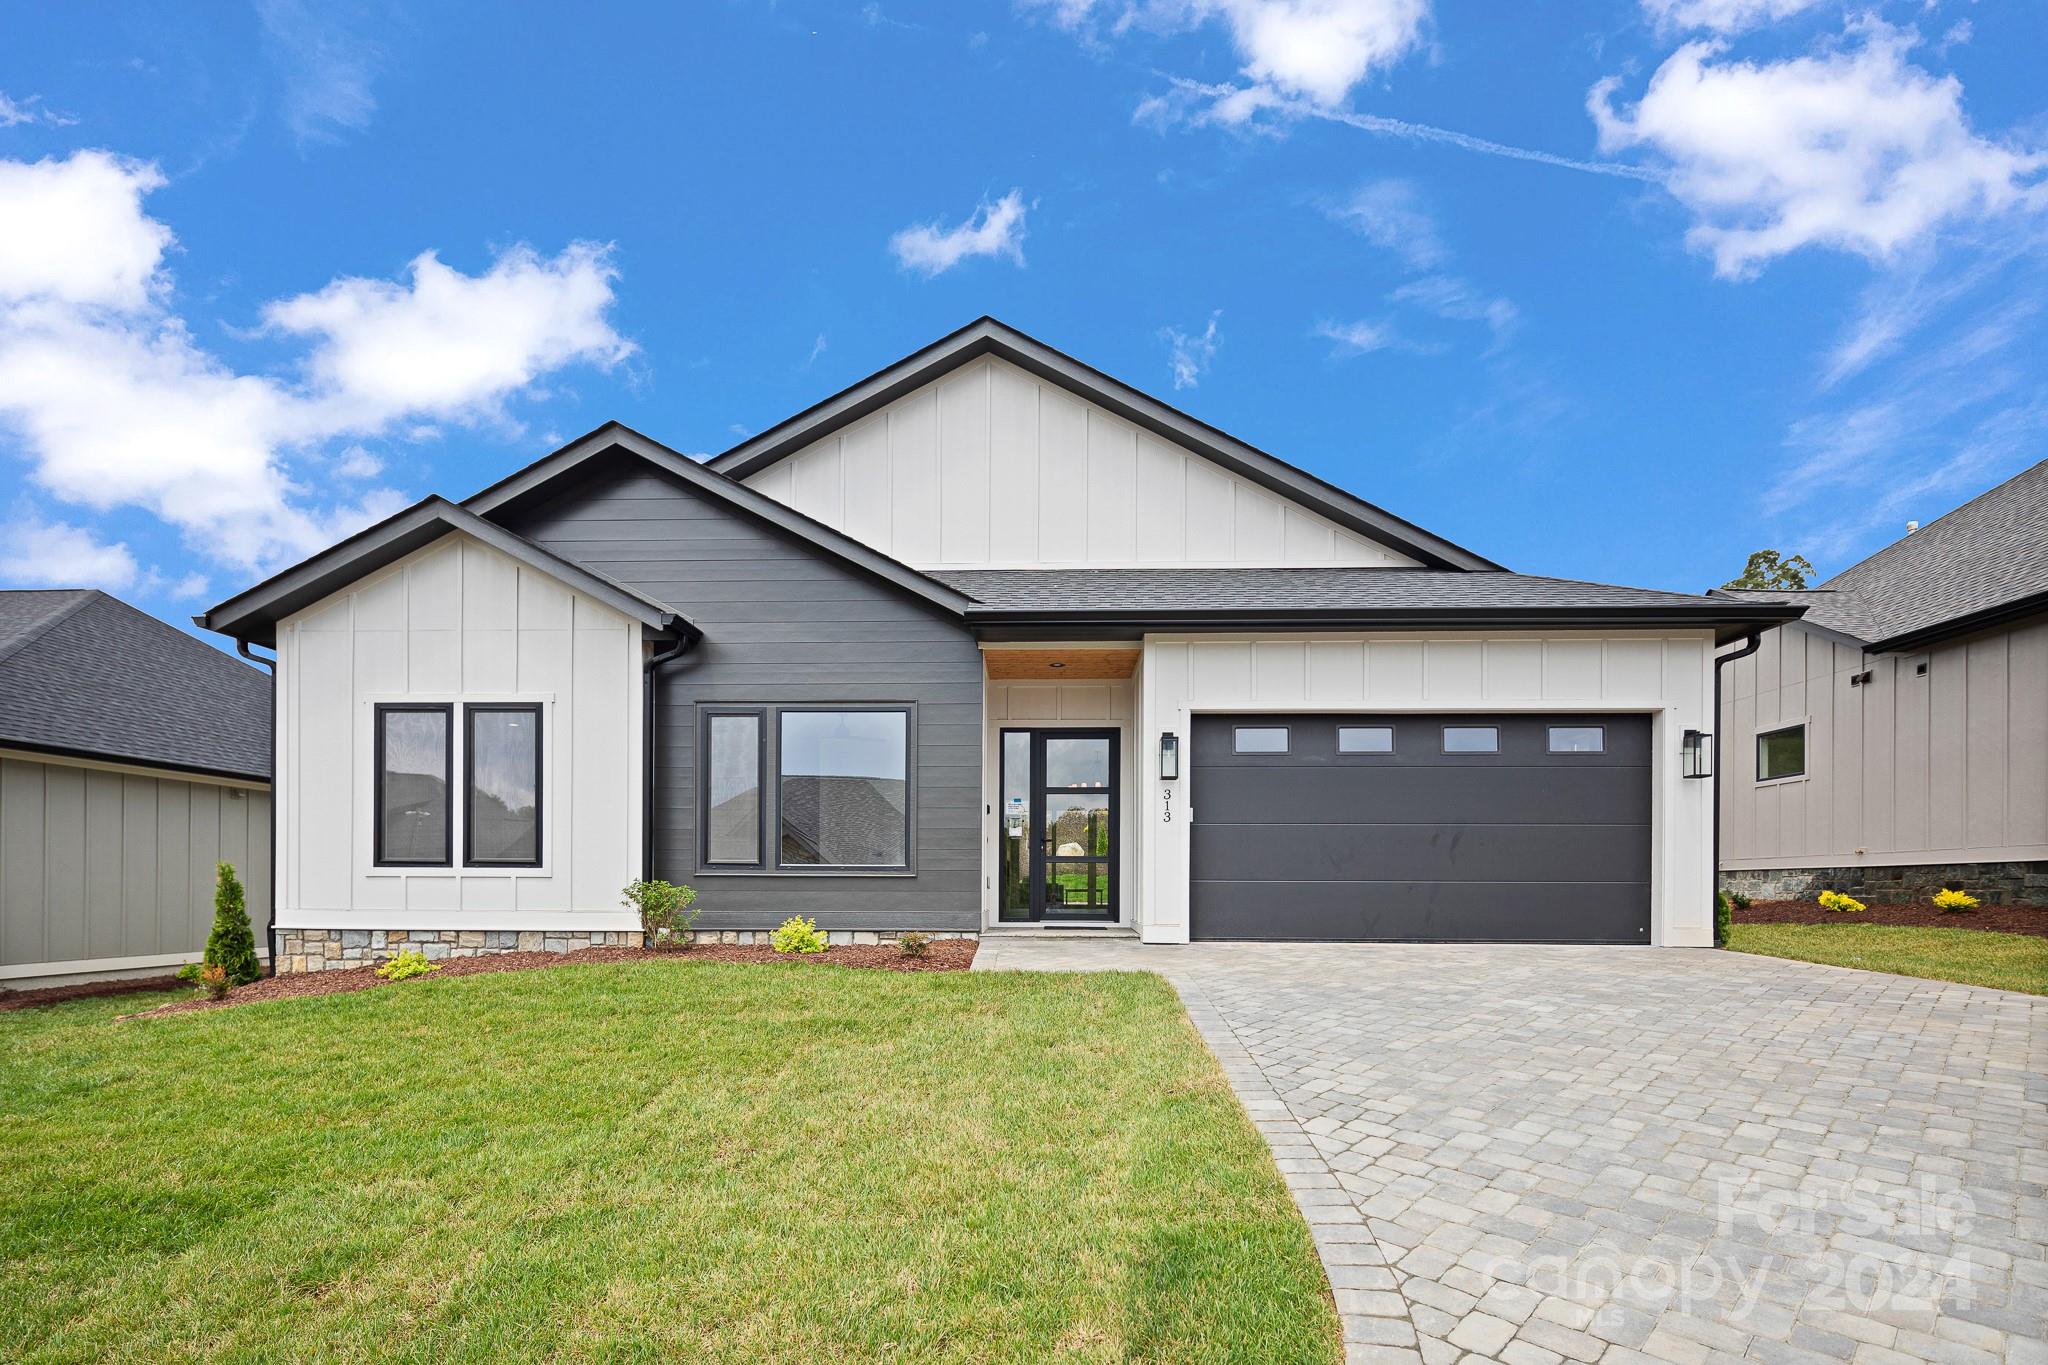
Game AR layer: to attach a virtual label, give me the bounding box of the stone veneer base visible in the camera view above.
[1719,859,2047,905]
[278,927,978,972]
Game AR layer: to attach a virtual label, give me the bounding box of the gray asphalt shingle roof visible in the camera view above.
[931,567,1765,615]
[0,590,271,780]
[1720,459,2048,646]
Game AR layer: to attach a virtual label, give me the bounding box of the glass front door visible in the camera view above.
[998,728,1118,922]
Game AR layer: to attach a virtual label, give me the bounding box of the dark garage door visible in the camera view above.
[1190,714,1650,943]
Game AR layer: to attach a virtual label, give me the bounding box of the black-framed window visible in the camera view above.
[1442,725,1499,754]
[374,704,452,867]
[1338,725,1394,754]
[1547,725,1605,754]
[465,704,542,867]
[1233,726,1289,754]
[1757,723,1805,781]
[778,708,911,870]
[702,709,765,867]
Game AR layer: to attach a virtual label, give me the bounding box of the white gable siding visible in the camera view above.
[744,357,1420,570]
[274,532,642,931]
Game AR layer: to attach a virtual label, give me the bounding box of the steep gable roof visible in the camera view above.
[705,317,1501,572]
[1720,459,2048,649]
[0,590,271,780]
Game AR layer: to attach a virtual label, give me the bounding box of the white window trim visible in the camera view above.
[1754,717,1810,787]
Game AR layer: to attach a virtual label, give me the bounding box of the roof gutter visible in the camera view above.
[236,640,282,977]
[1864,587,2048,655]
[967,603,1806,643]
[1710,629,1764,945]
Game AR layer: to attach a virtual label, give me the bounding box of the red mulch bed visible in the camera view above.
[118,938,978,1019]
[1736,899,2048,939]
[0,973,185,1013]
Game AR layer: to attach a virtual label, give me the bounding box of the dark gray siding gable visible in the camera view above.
[500,455,983,931]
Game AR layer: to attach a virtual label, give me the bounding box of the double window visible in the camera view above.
[701,706,912,872]
[374,703,542,869]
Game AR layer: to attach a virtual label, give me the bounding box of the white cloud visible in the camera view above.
[1039,0,1428,109]
[1326,179,1444,269]
[0,517,140,591]
[334,444,383,478]
[1390,274,1518,346]
[1590,21,2047,278]
[0,91,77,129]
[1160,311,1221,388]
[889,190,1029,276]
[256,0,382,145]
[1640,0,1822,35]
[1314,318,1417,355]
[0,152,172,310]
[0,150,635,572]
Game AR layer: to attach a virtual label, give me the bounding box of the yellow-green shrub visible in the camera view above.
[1817,890,1866,913]
[1933,888,1978,912]
[771,916,829,955]
[376,949,442,981]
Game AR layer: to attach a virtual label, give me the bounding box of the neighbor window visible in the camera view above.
[779,709,910,869]
[1442,725,1499,754]
[374,704,452,866]
[1338,726,1394,754]
[1757,724,1805,781]
[1547,726,1605,754]
[1233,726,1290,754]
[465,705,541,866]
[703,711,764,867]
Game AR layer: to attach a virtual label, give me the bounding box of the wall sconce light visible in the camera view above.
[1159,731,1180,780]
[1681,729,1712,779]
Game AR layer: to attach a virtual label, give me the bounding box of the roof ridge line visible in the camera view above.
[0,589,101,670]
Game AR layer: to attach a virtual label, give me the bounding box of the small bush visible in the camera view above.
[1817,890,1866,914]
[897,931,931,959]
[198,963,231,1001]
[623,879,699,950]
[175,962,203,985]
[375,949,441,981]
[771,916,829,955]
[204,862,263,986]
[1728,890,1753,910]
[1713,891,1732,948]
[1933,888,1979,913]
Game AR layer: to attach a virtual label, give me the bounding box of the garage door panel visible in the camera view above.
[1187,880,1651,943]
[1189,821,1652,884]
[1193,765,1649,827]
[1190,713,1651,943]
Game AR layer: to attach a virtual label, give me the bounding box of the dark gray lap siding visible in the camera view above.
[500,459,983,931]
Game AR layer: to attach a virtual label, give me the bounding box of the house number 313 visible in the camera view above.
[1161,788,1173,822]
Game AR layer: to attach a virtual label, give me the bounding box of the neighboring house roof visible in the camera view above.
[777,775,908,866]
[0,589,272,781]
[703,316,1503,572]
[936,567,1801,642]
[200,495,698,648]
[1719,459,2048,650]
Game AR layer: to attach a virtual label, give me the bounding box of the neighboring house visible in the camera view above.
[200,318,1795,969]
[0,590,272,988]
[1716,460,2048,904]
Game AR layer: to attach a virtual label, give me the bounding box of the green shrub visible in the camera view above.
[897,931,931,959]
[1713,891,1732,948]
[1727,890,1753,910]
[771,916,828,955]
[1933,888,1978,913]
[622,879,699,950]
[375,949,441,982]
[203,862,262,986]
[1817,890,1866,913]
[197,963,231,1001]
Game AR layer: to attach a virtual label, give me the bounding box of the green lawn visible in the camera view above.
[1728,923,2048,995]
[0,961,1337,1363]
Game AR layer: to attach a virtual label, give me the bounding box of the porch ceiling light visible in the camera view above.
[1159,731,1180,781]
[1681,728,1711,779]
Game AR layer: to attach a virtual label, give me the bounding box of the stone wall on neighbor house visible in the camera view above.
[278,928,643,973]
[1719,860,2048,905]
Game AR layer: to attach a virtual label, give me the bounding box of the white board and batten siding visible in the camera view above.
[1135,633,1720,946]
[0,752,271,983]
[1720,618,2048,870]
[745,356,1419,570]
[276,532,643,931]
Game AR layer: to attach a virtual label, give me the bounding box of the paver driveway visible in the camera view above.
[973,940,2048,1365]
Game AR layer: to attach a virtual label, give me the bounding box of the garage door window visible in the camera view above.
[1442,725,1499,754]
[1338,726,1394,753]
[1547,726,1605,754]
[1233,726,1289,754]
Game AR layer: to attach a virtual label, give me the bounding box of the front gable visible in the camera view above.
[744,355,1421,571]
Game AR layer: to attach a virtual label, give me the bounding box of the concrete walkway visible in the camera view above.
[972,940,2048,1365]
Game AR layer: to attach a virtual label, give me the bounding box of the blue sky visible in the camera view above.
[2,1,2044,635]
